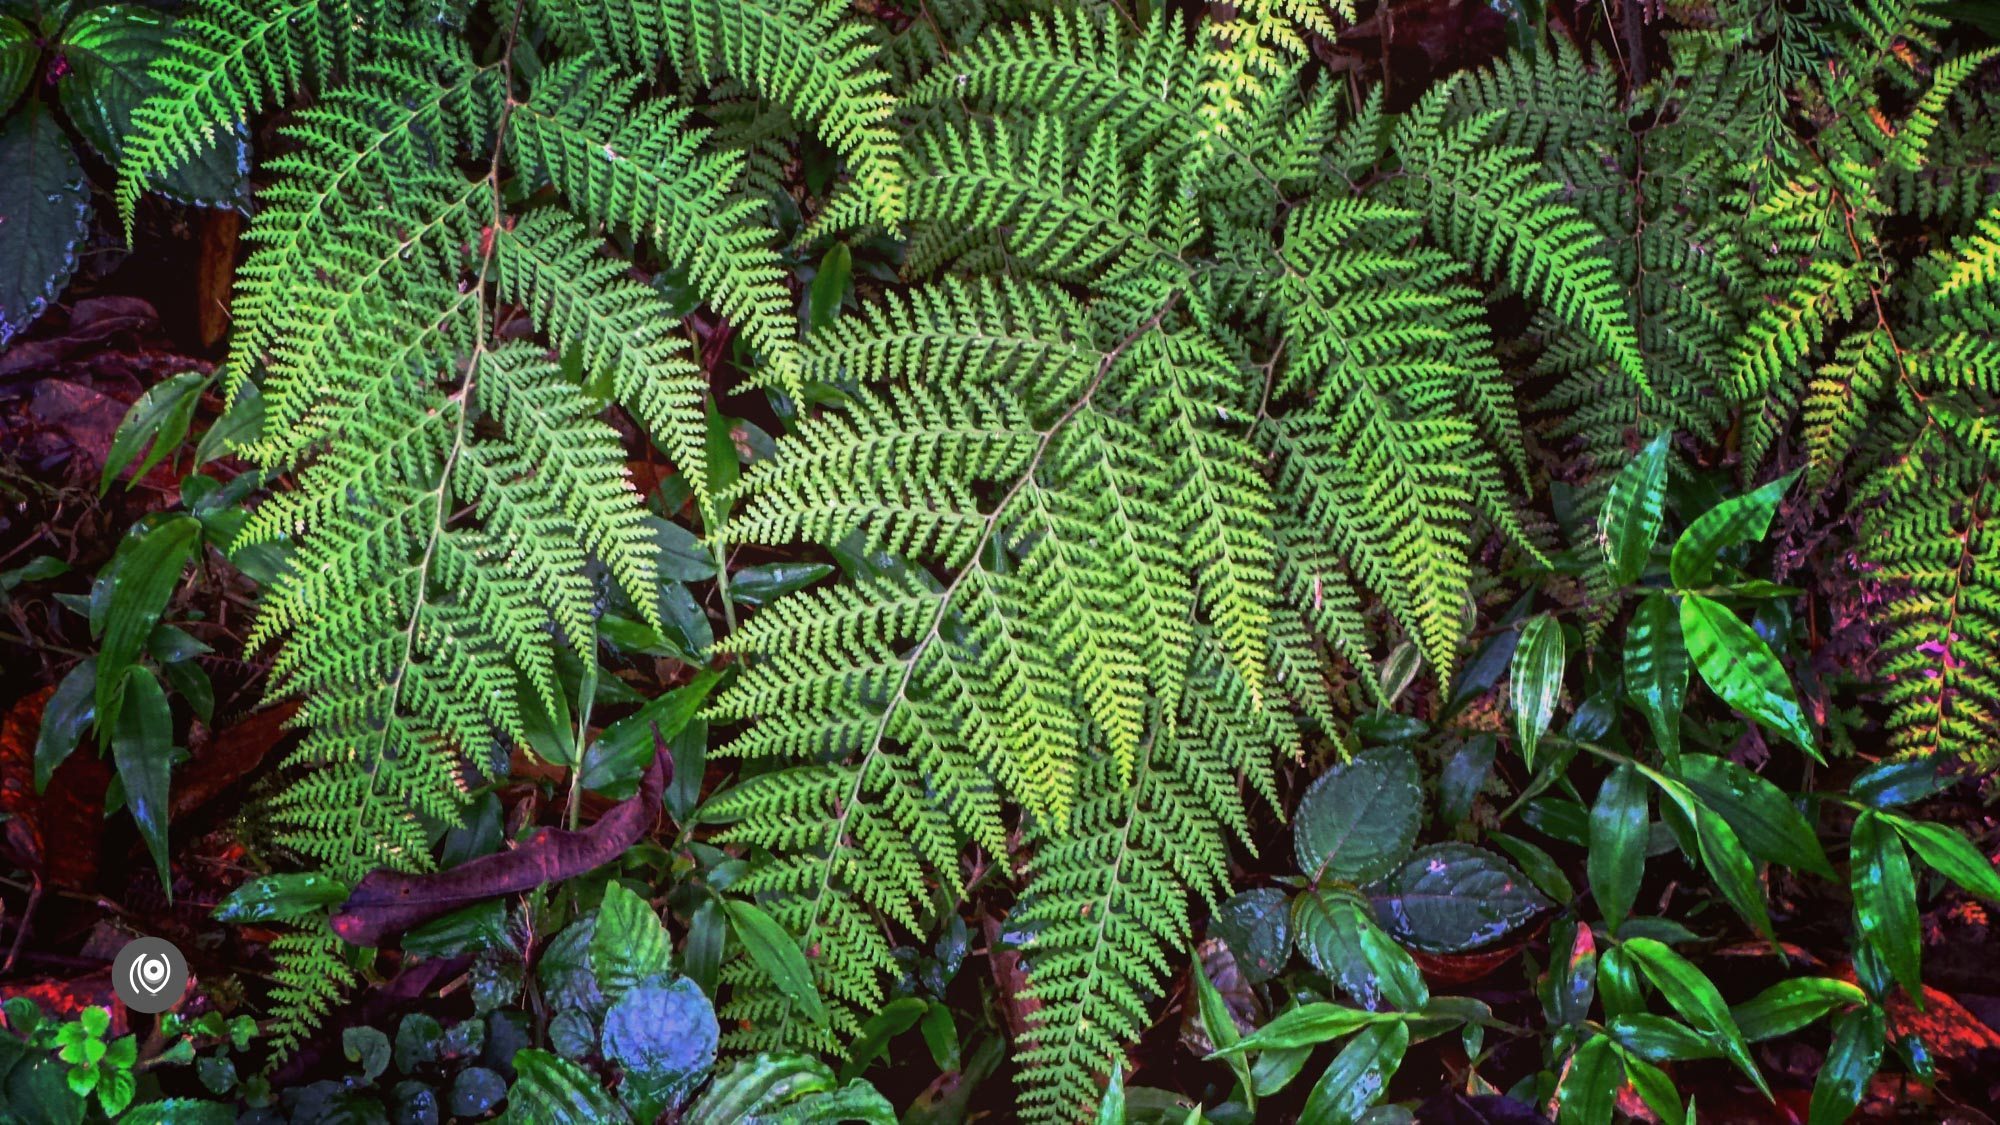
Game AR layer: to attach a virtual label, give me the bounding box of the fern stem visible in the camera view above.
[330,3,529,877]
[774,291,1184,1040]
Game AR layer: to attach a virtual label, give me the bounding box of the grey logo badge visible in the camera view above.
[111,937,189,1014]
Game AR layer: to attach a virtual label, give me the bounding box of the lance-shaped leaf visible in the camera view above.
[1511,614,1566,769]
[1598,431,1670,586]
[1850,811,1923,1006]
[1669,472,1796,589]
[1588,762,1648,933]
[1680,594,1819,760]
[1623,591,1687,764]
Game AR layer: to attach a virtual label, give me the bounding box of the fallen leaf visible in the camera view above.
[0,685,110,888]
[329,731,669,947]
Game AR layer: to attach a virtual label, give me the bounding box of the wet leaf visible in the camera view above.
[0,103,90,348]
[1623,590,1687,764]
[1620,937,1766,1096]
[1294,891,1427,1011]
[213,873,351,923]
[94,516,201,736]
[592,882,673,1003]
[1369,844,1548,953]
[1588,761,1647,933]
[808,242,852,330]
[33,660,95,794]
[1678,754,1830,877]
[1555,1034,1620,1125]
[1809,1005,1884,1125]
[1298,1021,1408,1125]
[509,1050,631,1123]
[1212,888,1293,985]
[1669,472,1795,589]
[110,665,174,896]
[580,670,720,798]
[1730,978,1865,1042]
[1510,614,1566,769]
[1292,745,1422,883]
[1850,811,1923,1005]
[601,977,717,1114]
[1679,594,1818,759]
[101,371,207,493]
[1598,431,1670,585]
[724,898,827,1025]
[1212,1004,1398,1056]
[342,1027,390,1083]
[843,997,928,1084]
[1850,756,1955,809]
[0,15,33,109]
[728,562,834,607]
[1882,814,2000,903]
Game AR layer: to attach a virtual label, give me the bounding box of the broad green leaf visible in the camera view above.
[808,242,852,330]
[1730,978,1866,1042]
[212,874,350,923]
[579,669,721,797]
[1212,888,1293,985]
[1490,832,1575,903]
[111,665,174,896]
[55,5,249,206]
[723,898,827,1025]
[101,371,208,493]
[1808,1005,1884,1125]
[507,1050,632,1124]
[1597,945,1643,1018]
[1598,430,1670,585]
[1555,1035,1621,1125]
[1679,755,1831,877]
[842,997,929,1084]
[1293,891,1427,1011]
[1437,735,1497,827]
[1617,1050,1687,1125]
[0,15,34,110]
[1679,594,1818,759]
[34,659,95,793]
[1884,815,2000,903]
[0,103,90,348]
[342,1026,390,1083]
[1621,937,1767,1096]
[1542,921,1596,1027]
[1622,590,1688,764]
[686,1052,893,1123]
[94,516,202,736]
[1212,1004,1396,1056]
[1298,1021,1409,1125]
[1850,811,1923,1005]
[195,379,263,464]
[601,977,718,1115]
[1605,1014,1717,1062]
[1510,614,1566,768]
[728,561,834,607]
[1693,804,1776,944]
[1850,755,1954,808]
[1192,960,1255,1104]
[703,400,741,524]
[1637,761,1776,941]
[1669,472,1796,589]
[1369,844,1549,953]
[593,882,673,1003]
[1292,745,1422,882]
[1588,762,1647,933]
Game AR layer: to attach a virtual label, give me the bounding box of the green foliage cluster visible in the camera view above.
[25,0,1989,1119]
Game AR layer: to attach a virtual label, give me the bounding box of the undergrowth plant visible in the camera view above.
[93,0,2000,1120]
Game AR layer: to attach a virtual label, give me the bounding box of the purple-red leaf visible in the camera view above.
[330,733,669,948]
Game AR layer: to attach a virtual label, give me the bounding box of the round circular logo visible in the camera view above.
[111,937,189,1014]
